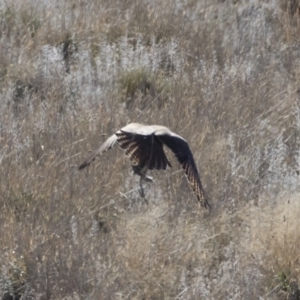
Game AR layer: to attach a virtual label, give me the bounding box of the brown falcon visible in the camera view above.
[79,123,209,209]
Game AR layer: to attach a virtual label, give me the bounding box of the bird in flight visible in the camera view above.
[79,123,210,209]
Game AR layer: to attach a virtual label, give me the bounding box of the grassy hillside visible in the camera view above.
[1,0,300,299]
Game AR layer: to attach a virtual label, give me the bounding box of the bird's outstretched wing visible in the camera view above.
[78,134,118,170]
[158,134,210,209]
[116,131,172,170]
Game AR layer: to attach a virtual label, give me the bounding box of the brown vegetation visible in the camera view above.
[1,0,300,299]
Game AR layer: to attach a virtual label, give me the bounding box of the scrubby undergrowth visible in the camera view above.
[1,0,300,299]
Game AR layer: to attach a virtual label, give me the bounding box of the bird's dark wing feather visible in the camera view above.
[116,131,171,170]
[158,134,210,209]
[116,131,148,168]
[148,135,172,170]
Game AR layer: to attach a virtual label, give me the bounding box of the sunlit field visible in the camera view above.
[1,0,300,299]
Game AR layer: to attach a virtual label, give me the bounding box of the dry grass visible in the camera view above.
[1,0,300,299]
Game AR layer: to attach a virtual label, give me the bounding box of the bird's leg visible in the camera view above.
[132,165,153,201]
[139,176,145,198]
[138,177,150,205]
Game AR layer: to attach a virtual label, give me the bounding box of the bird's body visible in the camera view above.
[79,123,209,209]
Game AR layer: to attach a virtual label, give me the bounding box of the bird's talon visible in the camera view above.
[144,176,153,182]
